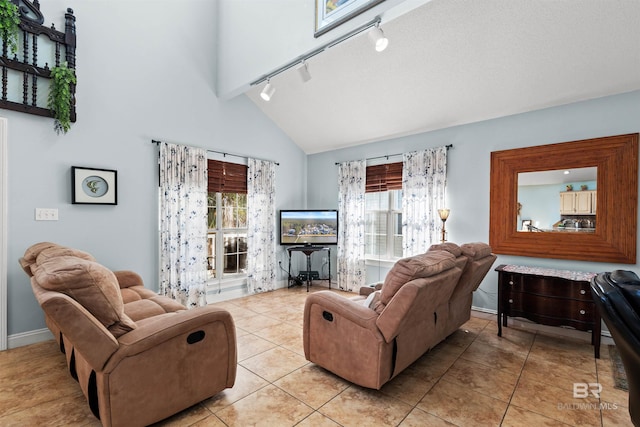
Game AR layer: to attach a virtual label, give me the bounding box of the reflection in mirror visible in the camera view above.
[517,167,597,232]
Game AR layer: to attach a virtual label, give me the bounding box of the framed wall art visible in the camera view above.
[315,0,385,37]
[71,166,117,205]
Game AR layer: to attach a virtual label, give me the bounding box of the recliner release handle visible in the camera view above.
[322,311,334,322]
[187,330,206,344]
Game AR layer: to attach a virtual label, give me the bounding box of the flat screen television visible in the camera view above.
[279,209,338,246]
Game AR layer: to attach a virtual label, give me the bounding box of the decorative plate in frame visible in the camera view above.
[71,166,117,205]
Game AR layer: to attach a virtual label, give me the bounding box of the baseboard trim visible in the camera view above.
[8,328,53,349]
[471,306,496,315]
[206,280,289,304]
[471,306,612,338]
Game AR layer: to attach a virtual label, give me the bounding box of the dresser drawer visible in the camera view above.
[506,292,596,331]
[502,273,591,301]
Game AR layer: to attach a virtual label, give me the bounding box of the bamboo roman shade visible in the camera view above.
[365,162,403,193]
[207,159,247,193]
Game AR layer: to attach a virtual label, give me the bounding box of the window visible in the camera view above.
[207,160,248,281]
[364,162,403,260]
[365,190,403,259]
[207,193,247,279]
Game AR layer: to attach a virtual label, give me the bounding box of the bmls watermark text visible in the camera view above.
[560,383,619,411]
[573,382,602,398]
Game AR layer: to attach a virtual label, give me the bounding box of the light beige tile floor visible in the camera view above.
[0,286,633,426]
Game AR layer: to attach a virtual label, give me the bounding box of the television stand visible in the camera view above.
[287,246,331,292]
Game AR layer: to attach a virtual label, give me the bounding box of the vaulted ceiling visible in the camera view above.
[245,0,640,154]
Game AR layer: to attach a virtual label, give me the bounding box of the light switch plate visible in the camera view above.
[35,208,58,221]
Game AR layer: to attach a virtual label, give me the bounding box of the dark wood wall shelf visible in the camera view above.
[0,0,76,121]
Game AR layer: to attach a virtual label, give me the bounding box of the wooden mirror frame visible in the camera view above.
[490,133,638,264]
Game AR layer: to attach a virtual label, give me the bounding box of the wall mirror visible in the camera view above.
[517,167,597,232]
[490,133,638,263]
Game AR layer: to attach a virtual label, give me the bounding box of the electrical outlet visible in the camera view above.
[35,208,59,221]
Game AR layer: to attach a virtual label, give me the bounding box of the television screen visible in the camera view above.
[279,210,338,246]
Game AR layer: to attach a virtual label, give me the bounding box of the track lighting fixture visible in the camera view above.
[260,79,276,101]
[296,61,312,82]
[251,17,387,91]
[368,22,388,52]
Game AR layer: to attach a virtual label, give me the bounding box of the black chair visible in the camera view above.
[591,270,640,427]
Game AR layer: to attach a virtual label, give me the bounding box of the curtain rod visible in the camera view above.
[334,144,453,165]
[151,139,280,166]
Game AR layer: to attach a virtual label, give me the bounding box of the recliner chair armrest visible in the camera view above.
[99,306,237,427]
[304,291,391,389]
[305,291,380,329]
[105,306,236,373]
[113,270,144,288]
[359,283,382,296]
[304,291,381,357]
[115,271,161,303]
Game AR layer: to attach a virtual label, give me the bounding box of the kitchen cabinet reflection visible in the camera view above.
[517,167,596,233]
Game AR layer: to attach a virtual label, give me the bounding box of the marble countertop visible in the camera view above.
[499,264,597,282]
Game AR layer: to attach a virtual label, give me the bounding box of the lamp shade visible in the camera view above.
[438,208,450,221]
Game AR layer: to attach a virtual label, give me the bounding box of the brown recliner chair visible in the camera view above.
[20,242,237,427]
[304,250,464,389]
[303,242,495,390]
[356,242,496,340]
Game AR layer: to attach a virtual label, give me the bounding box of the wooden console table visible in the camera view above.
[287,246,331,292]
[496,264,601,358]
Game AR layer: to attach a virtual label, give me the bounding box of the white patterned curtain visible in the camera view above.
[247,158,277,293]
[402,146,448,256]
[337,160,366,292]
[159,142,208,308]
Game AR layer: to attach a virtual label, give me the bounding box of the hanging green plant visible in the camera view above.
[48,62,76,134]
[0,0,20,56]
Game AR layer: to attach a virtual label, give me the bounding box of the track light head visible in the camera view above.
[368,23,388,52]
[260,80,276,101]
[296,61,312,82]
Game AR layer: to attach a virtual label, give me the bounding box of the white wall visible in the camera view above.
[6,0,306,341]
[306,90,640,311]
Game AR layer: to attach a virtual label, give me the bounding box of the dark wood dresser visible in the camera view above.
[496,264,601,358]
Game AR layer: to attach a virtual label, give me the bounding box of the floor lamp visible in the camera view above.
[438,209,450,242]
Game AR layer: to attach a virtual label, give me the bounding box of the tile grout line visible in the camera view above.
[402,320,491,427]
[497,329,538,426]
